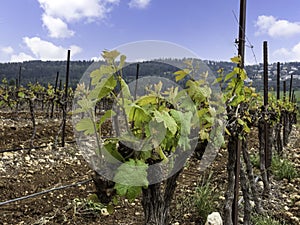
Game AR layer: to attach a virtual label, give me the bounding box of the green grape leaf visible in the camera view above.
[181,111,193,135]
[118,55,127,70]
[199,86,212,98]
[77,98,95,112]
[103,139,125,162]
[114,159,148,185]
[115,184,142,202]
[119,78,132,100]
[177,135,190,151]
[129,104,150,127]
[153,110,178,135]
[235,79,244,94]
[139,149,152,160]
[102,50,120,61]
[186,80,204,102]
[75,118,95,135]
[231,55,241,64]
[174,69,190,82]
[169,109,181,124]
[197,108,209,119]
[99,76,117,99]
[114,159,148,201]
[199,129,210,141]
[239,68,248,80]
[154,81,163,94]
[161,111,178,135]
[73,108,87,114]
[148,120,166,147]
[136,95,157,106]
[90,68,101,85]
[18,92,25,98]
[170,110,193,151]
[230,95,245,107]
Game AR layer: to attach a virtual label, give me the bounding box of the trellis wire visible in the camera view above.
[0,178,92,206]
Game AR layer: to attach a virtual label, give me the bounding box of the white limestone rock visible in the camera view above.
[205,212,223,225]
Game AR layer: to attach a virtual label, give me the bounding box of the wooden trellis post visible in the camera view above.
[62,50,70,147]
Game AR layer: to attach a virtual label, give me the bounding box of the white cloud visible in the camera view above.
[10,52,36,62]
[37,0,119,38]
[1,38,82,62]
[128,0,151,9]
[21,36,82,61]
[255,15,300,38]
[0,46,15,62]
[273,42,300,62]
[1,46,14,54]
[42,14,74,38]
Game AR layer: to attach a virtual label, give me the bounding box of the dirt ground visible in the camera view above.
[0,111,299,225]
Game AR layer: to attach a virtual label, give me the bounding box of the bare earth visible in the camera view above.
[0,112,299,224]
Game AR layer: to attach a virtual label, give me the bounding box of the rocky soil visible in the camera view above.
[0,112,299,224]
[260,125,300,224]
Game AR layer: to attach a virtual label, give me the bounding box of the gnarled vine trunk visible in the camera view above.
[241,139,263,214]
[274,123,283,156]
[223,135,237,225]
[258,118,270,196]
[282,110,289,146]
[92,172,116,204]
[142,169,182,225]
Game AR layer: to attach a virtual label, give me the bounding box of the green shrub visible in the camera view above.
[250,153,298,182]
[271,155,298,181]
[251,214,286,225]
[193,172,219,222]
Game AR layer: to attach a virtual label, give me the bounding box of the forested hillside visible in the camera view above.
[1,60,300,91]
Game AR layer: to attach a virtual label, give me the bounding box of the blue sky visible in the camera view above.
[1,0,300,64]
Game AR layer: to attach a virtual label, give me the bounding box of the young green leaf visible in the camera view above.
[75,118,96,135]
[18,92,25,98]
[231,55,241,64]
[136,95,157,106]
[102,50,120,62]
[113,159,148,201]
[103,139,125,162]
[153,110,178,135]
[174,69,190,82]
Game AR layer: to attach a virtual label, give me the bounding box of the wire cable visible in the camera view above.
[0,178,93,206]
[232,10,259,65]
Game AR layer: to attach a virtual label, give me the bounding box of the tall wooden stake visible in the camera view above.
[233,0,247,224]
[62,50,71,147]
[289,74,293,102]
[237,0,246,68]
[277,62,280,100]
[283,80,286,102]
[283,80,287,146]
[263,41,271,180]
[263,41,268,106]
